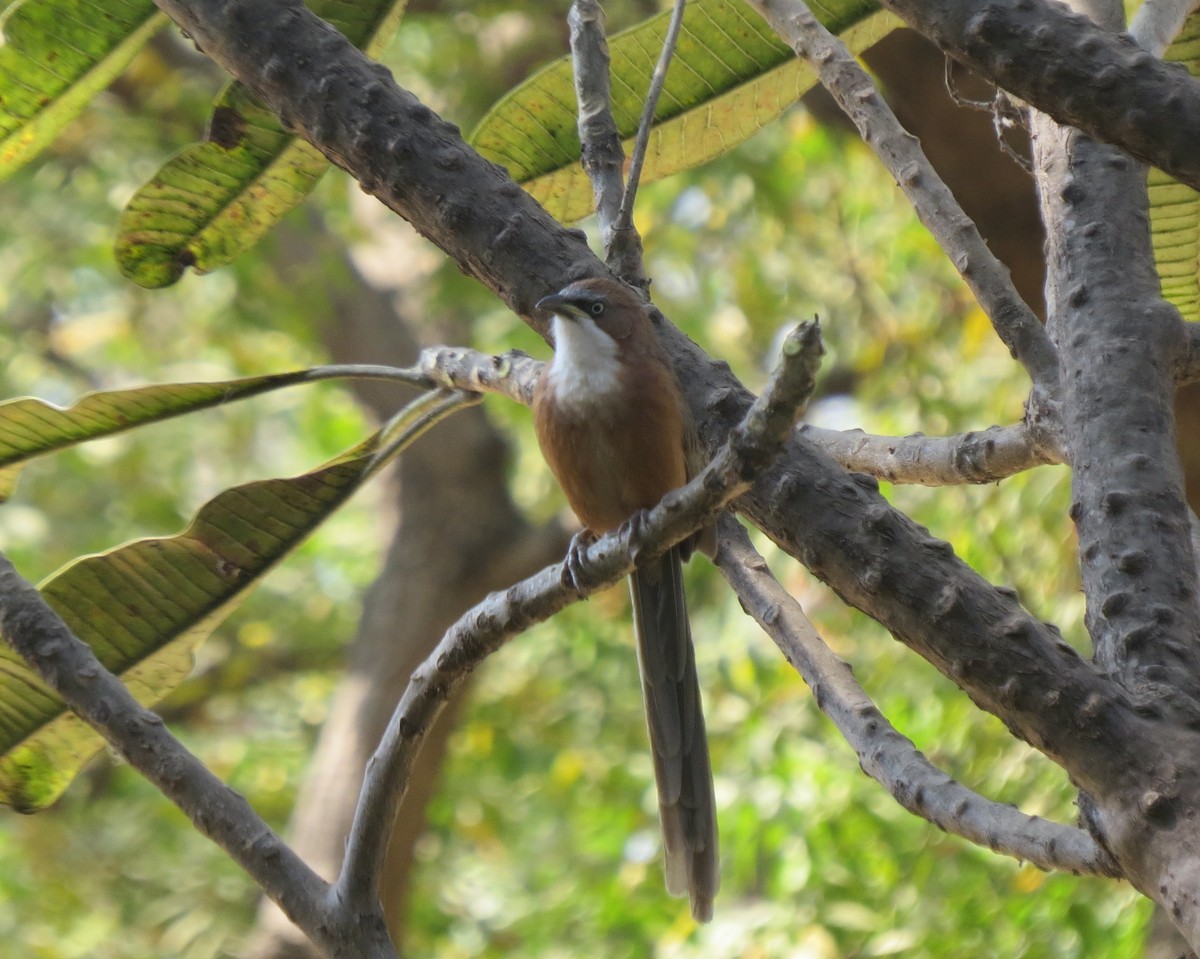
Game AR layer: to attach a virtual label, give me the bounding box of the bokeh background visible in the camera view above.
[0,2,1151,956]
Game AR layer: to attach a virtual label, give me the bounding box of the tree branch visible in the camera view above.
[745,0,1058,398]
[872,0,1200,191]
[1180,323,1200,385]
[1032,112,1200,719]
[567,0,632,272]
[0,555,396,959]
[800,422,1061,485]
[616,0,687,234]
[1130,0,1200,57]
[714,517,1119,877]
[335,321,825,912]
[1024,1,1200,941]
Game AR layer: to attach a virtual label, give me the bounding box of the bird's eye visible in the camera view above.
[589,301,605,316]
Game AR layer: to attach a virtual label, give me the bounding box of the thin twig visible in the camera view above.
[336,321,826,911]
[615,0,686,233]
[744,0,1061,400]
[800,421,1062,485]
[296,363,432,387]
[713,518,1119,877]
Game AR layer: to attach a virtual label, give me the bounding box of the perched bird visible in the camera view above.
[532,276,718,922]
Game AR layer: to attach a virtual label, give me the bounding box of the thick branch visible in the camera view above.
[0,556,395,959]
[677,334,1149,798]
[714,517,1118,877]
[1025,2,1200,939]
[746,0,1059,397]
[873,0,1200,191]
[1032,116,1200,718]
[800,422,1061,485]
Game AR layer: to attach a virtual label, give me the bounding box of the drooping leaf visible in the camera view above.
[115,0,407,288]
[1149,12,1200,323]
[0,389,472,811]
[0,367,412,502]
[470,0,897,223]
[0,0,166,179]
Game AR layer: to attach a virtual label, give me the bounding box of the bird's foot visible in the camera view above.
[562,529,598,594]
[619,508,654,562]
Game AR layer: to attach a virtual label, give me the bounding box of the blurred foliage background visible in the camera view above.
[0,1,1148,957]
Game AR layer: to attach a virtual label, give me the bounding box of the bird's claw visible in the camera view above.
[619,508,653,562]
[562,529,598,594]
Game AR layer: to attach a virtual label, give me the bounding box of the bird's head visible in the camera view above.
[536,277,659,399]
[536,277,649,344]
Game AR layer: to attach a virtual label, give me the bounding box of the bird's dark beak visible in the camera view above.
[536,292,572,316]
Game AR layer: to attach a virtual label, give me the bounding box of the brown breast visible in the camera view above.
[534,361,687,534]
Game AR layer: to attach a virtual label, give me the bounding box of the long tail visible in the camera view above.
[629,547,719,922]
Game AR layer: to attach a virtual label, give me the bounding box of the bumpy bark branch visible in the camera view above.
[746,0,1059,398]
[0,556,396,959]
[874,0,1200,191]
[1025,0,1200,943]
[1032,120,1200,720]
[715,517,1118,876]
[799,422,1060,485]
[567,0,633,274]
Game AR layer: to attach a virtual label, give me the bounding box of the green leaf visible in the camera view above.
[1150,12,1200,323]
[0,389,472,811]
[0,369,366,502]
[469,0,897,223]
[114,0,407,288]
[0,0,166,180]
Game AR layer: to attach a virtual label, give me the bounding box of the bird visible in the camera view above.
[532,275,719,922]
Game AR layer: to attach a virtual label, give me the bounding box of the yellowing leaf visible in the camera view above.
[471,0,898,222]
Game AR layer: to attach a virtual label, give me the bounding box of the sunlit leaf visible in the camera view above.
[1150,12,1200,323]
[0,368,404,502]
[0,389,471,811]
[0,0,166,179]
[469,0,897,223]
[114,0,407,288]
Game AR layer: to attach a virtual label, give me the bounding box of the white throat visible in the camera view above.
[547,313,622,406]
